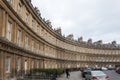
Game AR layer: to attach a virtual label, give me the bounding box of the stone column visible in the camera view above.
[0,51,5,80]
[21,56,25,76]
[28,57,30,72]
[0,51,2,80]
[13,23,17,43]
[0,7,2,36]
[4,10,8,38]
[0,8,7,37]
[11,53,16,79]
[40,59,43,68]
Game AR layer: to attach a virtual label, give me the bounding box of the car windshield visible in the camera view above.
[91,71,105,76]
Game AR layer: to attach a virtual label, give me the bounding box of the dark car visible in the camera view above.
[115,67,120,72]
[81,69,91,78]
[117,68,120,74]
[107,67,114,70]
[116,67,120,74]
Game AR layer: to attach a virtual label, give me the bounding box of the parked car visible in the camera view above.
[115,67,120,74]
[85,70,109,80]
[81,69,91,78]
[107,66,114,70]
[115,67,120,72]
[117,68,120,74]
[93,67,101,70]
[101,67,108,71]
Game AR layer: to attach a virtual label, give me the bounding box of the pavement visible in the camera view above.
[57,71,83,80]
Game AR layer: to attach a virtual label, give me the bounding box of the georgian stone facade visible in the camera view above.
[0,0,120,79]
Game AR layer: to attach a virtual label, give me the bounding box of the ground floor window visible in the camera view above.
[36,61,39,68]
[17,57,21,72]
[5,56,11,73]
[24,60,27,74]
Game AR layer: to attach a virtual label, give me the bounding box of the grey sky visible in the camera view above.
[32,0,120,43]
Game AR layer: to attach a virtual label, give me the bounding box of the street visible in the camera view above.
[57,70,120,80]
[103,70,120,80]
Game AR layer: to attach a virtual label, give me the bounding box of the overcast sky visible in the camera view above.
[32,0,120,44]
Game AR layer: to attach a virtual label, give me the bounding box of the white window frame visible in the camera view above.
[5,56,11,73]
[36,43,39,53]
[31,61,34,69]
[25,35,28,49]
[31,20,34,29]
[31,40,34,51]
[37,61,39,68]
[7,21,12,41]
[24,60,27,74]
[37,25,39,33]
[17,29,21,46]
[17,57,21,72]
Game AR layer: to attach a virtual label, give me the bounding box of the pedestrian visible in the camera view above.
[51,69,57,80]
[65,68,70,78]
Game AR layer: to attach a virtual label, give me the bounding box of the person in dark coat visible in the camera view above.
[65,68,70,78]
[51,69,57,80]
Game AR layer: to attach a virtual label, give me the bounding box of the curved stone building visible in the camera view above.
[0,0,120,79]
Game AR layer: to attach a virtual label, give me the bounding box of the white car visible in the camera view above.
[101,67,108,71]
[85,70,109,80]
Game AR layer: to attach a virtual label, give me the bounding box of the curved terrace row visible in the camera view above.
[29,0,120,50]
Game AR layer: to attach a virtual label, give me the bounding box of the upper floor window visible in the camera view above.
[36,43,39,52]
[37,25,39,33]
[7,0,13,5]
[5,56,11,73]
[31,40,34,51]
[41,28,44,36]
[17,29,21,46]
[25,35,28,49]
[16,57,21,72]
[24,60,27,74]
[31,20,34,29]
[17,2,22,15]
[25,13,29,23]
[31,61,34,69]
[36,62,39,68]
[7,21,12,41]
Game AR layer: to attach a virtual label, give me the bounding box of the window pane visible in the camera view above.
[7,21,12,41]
[5,57,11,73]
[25,35,28,49]
[17,29,21,46]
[17,57,21,71]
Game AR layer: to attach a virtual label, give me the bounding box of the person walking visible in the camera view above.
[51,69,57,80]
[65,68,70,78]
